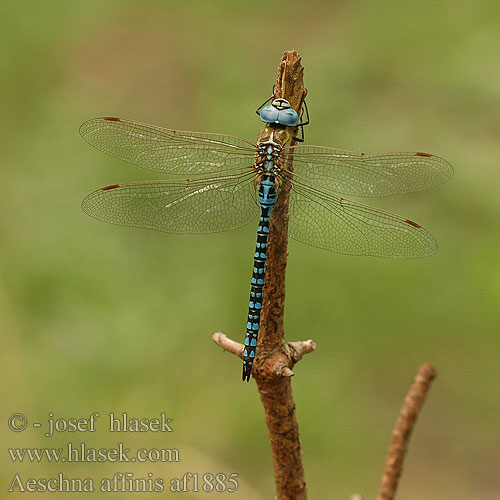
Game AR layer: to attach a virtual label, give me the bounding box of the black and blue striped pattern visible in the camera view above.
[242,174,279,381]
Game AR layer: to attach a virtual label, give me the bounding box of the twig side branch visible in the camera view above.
[376,363,437,500]
[212,332,244,359]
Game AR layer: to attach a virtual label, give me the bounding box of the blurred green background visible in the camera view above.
[1,1,499,498]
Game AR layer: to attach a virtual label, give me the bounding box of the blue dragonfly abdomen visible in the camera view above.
[243,171,281,379]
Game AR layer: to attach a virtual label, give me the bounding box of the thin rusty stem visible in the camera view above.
[212,51,310,500]
[254,51,308,500]
[376,363,437,500]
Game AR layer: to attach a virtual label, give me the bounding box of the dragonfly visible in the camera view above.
[80,97,453,381]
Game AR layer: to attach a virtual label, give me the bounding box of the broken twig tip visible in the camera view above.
[212,331,244,359]
[287,339,317,363]
[418,362,437,380]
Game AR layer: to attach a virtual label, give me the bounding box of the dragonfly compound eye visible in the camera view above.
[277,108,299,126]
[260,105,279,124]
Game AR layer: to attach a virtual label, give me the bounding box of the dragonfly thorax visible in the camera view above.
[256,132,284,177]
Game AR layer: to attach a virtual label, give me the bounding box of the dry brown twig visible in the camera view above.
[376,363,437,500]
[212,50,311,500]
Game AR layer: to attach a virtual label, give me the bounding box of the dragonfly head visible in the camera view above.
[259,98,299,127]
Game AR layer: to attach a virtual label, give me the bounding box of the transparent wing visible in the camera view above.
[282,145,453,197]
[81,169,258,234]
[80,117,257,175]
[286,178,437,258]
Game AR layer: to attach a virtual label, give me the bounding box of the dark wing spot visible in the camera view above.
[103,117,121,122]
[405,219,422,228]
[415,152,432,158]
[101,184,120,191]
